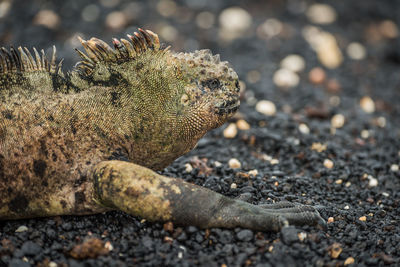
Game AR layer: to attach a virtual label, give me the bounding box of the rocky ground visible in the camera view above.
[1,0,400,266]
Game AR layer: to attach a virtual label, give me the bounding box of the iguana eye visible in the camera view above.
[202,78,221,90]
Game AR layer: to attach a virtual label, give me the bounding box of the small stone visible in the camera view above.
[324,159,334,169]
[236,229,253,241]
[270,159,279,165]
[311,142,327,152]
[361,129,370,139]
[329,96,341,106]
[236,119,250,130]
[359,216,367,222]
[360,96,375,113]
[246,70,261,84]
[335,179,342,184]
[273,68,300,88]
[230,183,237,189]
[49,262,57,267]
[327,217,334,223]
[331,114,345,128]
[303,26,343,69]
[257,18,283,39]
[306,4,337,24]
[105,11,127,30]
[0,1,11,18]
[298,123,310,134]
[280,54,306,73]
[328,242,342,259]
[21,241,42,256]
[248,169,258,177]
[346,42,367,60]
[33,9,60,29]
[223,123,238,139]
[368,175,378,187]
[104,241,113,251]
[345,182,351,187]
[344,257,355,265]
[297,232,307,242]
[390,164,399,172]
[228,158,241,169]
[156,0,177,17]
[184,163,193,173]
[379,20,398,39]
[196,11,215,29]
[376,116,386,127]
[344,205,350,210]
[309,67,326,84]
[15,225,28,233]
[214,161,222,167]
[219,7,252,41]
[281,226,300,245]
[163,221,174,233]
[256,100,276,116]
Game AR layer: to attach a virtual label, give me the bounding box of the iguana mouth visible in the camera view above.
[215,99,240,115]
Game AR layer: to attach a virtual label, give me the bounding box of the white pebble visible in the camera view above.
[331,114,345,128]
[230,183,237,189]
[248,169,258,176]
[368,175,378,187]
[273,68,300,88]
[219,7,252,33]
[196,11,215,29]
[346,42,367,60]
[344,205,350,210]
[306,4,337,24]
[360,96,375,113]
[377,117,386,128]
[185,163,193,173]
[298,123,310,134]
[324,159,334,169]
[270,159,279,165]
[223,123,238,139]
[228,158,241,169]
[257,18,283,38]
[15,225,28,233]
[256,100,276,116]
[361,130,370,139]
[390,164,399,172]
[382,192,389,197]
[280,54,306,73]
[214,161,222,167]
[236,119,250,130]
[49,262,57,267]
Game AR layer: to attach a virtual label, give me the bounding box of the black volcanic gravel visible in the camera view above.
[1,0,400,266]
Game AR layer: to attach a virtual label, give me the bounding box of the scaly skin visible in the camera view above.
[0,29,325,231]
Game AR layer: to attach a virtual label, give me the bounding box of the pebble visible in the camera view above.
[248,169,258,176]
[219,7,252,41]
[298,123,310,134]
[344,205,350,210]
[228,158,241,169]
[297,232,307,242]
[306,4,337,24]
[390,164,399,172]
[324,159,334,169]
[368,175,378,187]
[223,123,238,139]
[376,116,386,128]
[33,9,60,29]
[328,243,342,259]
[311,142,327,153]
[270,159,279,165]
[280,54,306,73]
[196,11,215,29]
[303,26,343,69]
[21,241,42,256]
[15,225,28,233]
[281,226,300,245]
[308,67,326,84]
[327,217,334,223]
[361,129,369,139]
[255,100,276,116]
[184,163,193,172]
[236,119,250,130]
[0,1,11,18]
[105,11,127,30]
[214,161,222,167]
[273,68,300,88]
[257,18,283,39]
[246,70,261,84]
[346,42,367,60]
[359,216,367,222]
[236,229,253,241]
[344,257,355,265]
[331,114,345,128]
[379,20,398,39]
[156,0,177,17]
[230,183,237,189]
[360,96,375,113]
[329,96,341,106]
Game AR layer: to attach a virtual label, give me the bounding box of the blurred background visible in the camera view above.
[0,0,399,123]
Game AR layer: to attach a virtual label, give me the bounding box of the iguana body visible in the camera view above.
[0,29,324,231]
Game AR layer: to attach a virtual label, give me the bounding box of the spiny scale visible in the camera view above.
[0,45,62,74]
[75,29,162,76]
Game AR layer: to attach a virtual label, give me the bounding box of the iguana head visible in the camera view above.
[74,29,240,168]
[172,49,240,130]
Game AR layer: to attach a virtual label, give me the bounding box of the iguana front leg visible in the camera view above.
[91,160,325,232]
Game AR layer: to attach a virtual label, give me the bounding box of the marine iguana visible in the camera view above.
[0,29,325,231]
